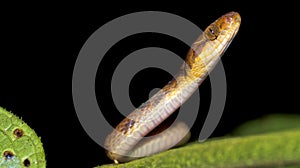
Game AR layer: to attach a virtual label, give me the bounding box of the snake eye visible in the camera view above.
[206,25,219,40]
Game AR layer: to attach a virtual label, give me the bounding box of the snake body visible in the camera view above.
[104,11,241,163]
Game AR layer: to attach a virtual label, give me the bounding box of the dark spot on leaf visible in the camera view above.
[14,128,24,138]
[23,158,31,167]
[3,151,14,160]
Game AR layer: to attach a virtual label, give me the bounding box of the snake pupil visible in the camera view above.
[209,28,215,35]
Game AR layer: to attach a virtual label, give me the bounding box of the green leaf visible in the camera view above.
[0,107,46,168]
[98,115,300,168]
[231,114,300,136]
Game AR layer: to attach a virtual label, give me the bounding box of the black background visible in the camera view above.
[0,1,299,167]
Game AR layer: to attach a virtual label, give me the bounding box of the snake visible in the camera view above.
[104,11,241,163]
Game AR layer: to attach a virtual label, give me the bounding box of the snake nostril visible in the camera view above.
[227,16,232,23]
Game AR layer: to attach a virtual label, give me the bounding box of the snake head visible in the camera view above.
[205,11,241,41]
[186,11,241,79]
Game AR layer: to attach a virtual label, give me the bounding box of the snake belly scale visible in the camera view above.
[104,11,241,163]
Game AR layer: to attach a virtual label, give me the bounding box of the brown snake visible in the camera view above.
[104,11,241,163]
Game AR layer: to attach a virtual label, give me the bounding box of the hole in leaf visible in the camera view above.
[23,158,31,167]
[14,128,24,138]
[3,151,14,160]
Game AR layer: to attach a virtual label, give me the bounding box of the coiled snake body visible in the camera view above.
[105,11,241,163]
